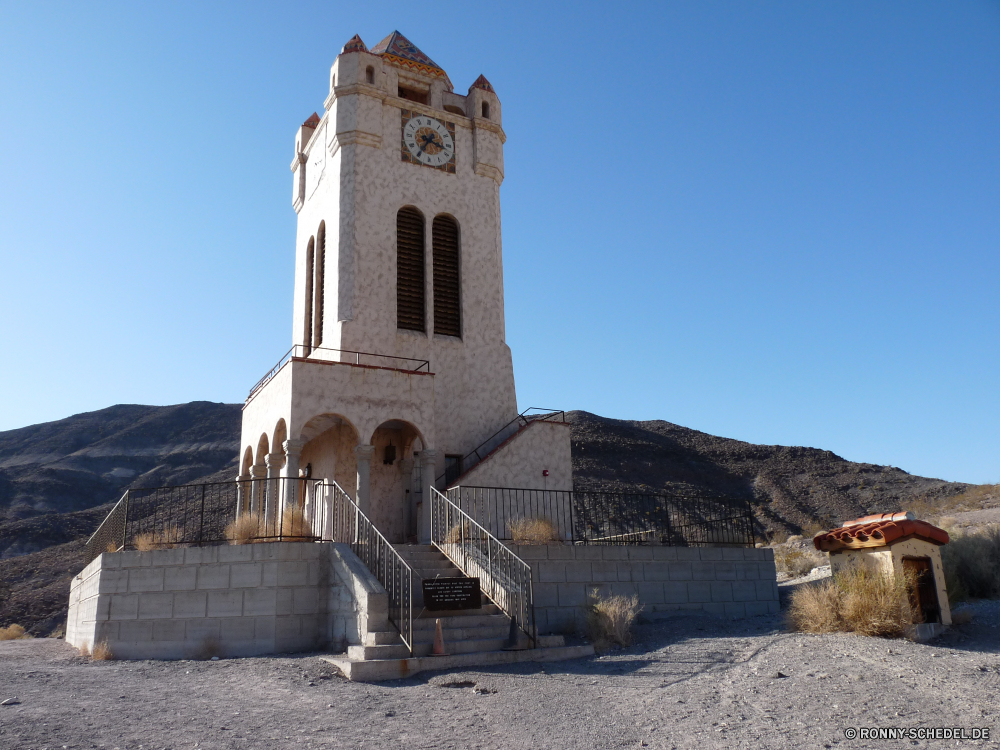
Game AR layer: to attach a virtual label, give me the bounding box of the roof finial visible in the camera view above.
[341,34,368,54]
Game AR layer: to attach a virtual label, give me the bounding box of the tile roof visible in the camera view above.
[370,31,448,80]
[469,74,494,93]
[302,112,320,129]
[341,34,368,54]
[814,513,949,552]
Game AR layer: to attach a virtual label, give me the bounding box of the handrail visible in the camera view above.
[436,407,566,487]
[429,487,536,647]
[247,345,431,402]
[328,481,414,655]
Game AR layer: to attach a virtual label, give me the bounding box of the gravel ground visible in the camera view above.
[2,602,999,750]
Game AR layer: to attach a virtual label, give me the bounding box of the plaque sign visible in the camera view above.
[422,577,482,611]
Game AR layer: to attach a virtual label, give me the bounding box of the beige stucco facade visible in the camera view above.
[239,33,571,543]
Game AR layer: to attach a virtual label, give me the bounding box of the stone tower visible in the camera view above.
[239,32,523,542]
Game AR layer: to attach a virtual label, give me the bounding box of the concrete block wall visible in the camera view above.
[505,545,779,634]
[67,543,338,660]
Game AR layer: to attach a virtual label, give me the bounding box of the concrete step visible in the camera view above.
[412,626,510,646]
[415,604,501,618]
[411,614,509,632]
[348,643,411,660]
[321,644,596,682]
[363,630,406,646]
[410,637,509,657]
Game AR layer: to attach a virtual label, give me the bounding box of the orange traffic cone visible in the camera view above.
[431,618,449,656]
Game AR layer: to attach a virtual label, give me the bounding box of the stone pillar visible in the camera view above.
[281,438,307,518]
[399,458,414,540]
[264,452,284,533]
[249,464,267,517]
[355,445,375,517]
[236,472,251,515]
[418,449,438,543]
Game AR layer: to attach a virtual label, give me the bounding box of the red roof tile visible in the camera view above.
[814,515,949,552]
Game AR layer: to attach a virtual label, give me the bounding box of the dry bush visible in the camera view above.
[444,521,474,544]
[0,624,27,640]
[280,506,317,542]
[92,640,114,661]
[132,525,183,551]
[508,516,559,544]
[774,546,826,578]
[225,513,264,545]
[585,590,642,651]
[941,524,1000,601]
[105,542,119,554]
[78,642,91,657]
[787,565,911,638]
[767,529,790,545]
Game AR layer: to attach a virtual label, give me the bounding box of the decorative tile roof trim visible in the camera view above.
[341,34,368,54]
[380,53,449,80]
[302,112,320,129]
[814,518,949,553]
[469,74,494,93]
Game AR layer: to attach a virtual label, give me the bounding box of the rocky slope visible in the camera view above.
[0,403,978,634]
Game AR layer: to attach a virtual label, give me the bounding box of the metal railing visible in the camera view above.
[436,407,566,487]
[247,345,431,402]
[83,477,330,565]
[430,487,536,647]
[446,486,756,547]
[329,481,414,654]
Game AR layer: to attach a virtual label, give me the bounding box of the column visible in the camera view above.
[250,464,267,517]
[399,458,414,540]
[281,438,307,519]
[264,452,284,535]
[236,471,251,516]
[354,445,375,517]
[418,449,438,543]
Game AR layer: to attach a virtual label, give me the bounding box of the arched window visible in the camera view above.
[314,222,325,348]
[396,207,426,332]
[304,237,315,353]
[432,215,461,337]
[365,66,374,85]
[481,102,490,119]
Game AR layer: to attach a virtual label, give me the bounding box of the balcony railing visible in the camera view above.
[247,345,431,403]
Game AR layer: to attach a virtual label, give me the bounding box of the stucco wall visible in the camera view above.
[66,543,392,660]
[506,544,779,634]
[456,420,573,493]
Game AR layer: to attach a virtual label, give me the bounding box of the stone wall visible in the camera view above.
[505,544,779,634]
[67,542,388,660]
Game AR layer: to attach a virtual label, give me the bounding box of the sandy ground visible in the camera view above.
[1,600,998,750]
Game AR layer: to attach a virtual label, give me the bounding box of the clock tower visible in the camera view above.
[238,32,571,544]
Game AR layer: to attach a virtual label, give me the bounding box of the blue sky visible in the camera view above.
[1,2,997,484]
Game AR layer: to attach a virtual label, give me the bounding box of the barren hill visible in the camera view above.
[0,403,977,634]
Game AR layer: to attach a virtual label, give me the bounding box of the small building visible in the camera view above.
[813,512,952,638]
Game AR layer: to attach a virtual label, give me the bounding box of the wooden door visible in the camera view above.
[902,556,940,624]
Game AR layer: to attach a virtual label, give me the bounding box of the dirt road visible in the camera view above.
[1,603,998,749]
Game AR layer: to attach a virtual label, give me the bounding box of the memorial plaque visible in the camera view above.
[422,577,482,611]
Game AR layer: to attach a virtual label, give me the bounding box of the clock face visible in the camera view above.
[402,115,455,168]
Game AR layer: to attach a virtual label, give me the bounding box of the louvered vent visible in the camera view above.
[314,222,325,347]
[304,238,315,353]
[433,215,461,337]
[397,207,425,332]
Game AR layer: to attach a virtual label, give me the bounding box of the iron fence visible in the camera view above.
[329,481,413,654]
[430,487,536,646]
[446,486,755,547]
[82,477,329,565]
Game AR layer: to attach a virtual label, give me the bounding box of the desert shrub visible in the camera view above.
[774,546,826,578]
[0,624,27,640]
[225,513,264,545]
[767,529,790,545]
[132,525,182,551]
[105,541,119,554]
[78,642,91,657]
[788,565,912,638]
[585,590,642,651]
[444,521,474,544]
[508,516,558,544]
[940,525,1000,601]
[92,640,114,661]
[280,506,317,542]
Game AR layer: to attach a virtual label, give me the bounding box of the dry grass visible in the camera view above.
[225,513,264,545]
[508,516,559,544]
[92,640,115,661]
[908,484,1000,525]
[132,525,183,551]
[78,642,91,658]
[788,565,912,638]
[585,590,643,651]
[105,542,119,554]
[940,524,1000,601]
[280,507,317,542]
[773,546,827,577]
[0,624,27,640]
[444,521,474,544]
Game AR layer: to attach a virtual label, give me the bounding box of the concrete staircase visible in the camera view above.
[321,544,593,681]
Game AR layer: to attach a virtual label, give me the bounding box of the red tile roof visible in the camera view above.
[814,514,949,552]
